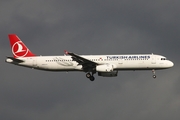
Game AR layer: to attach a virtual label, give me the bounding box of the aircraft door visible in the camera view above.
[118,59,123,65]
[151,55,156,64]
[32,58,37,68]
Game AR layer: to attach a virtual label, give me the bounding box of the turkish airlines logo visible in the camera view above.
[12,41,28,57]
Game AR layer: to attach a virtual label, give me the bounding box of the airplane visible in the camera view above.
[5,34,174,81]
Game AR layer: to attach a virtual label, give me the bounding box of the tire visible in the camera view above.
[90,76,95,81]
[153,75,156,79]
[86,73,91,78]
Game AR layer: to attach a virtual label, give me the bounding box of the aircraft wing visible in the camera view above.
[64,50,98,68]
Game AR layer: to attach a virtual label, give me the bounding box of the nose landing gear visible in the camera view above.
[152,69,156,78]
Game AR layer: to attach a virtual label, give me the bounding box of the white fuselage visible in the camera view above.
[6,54,174,71]
[6,34,174,80]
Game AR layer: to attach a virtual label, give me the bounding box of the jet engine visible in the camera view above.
[98,71,118,77]
[96,64,114,72]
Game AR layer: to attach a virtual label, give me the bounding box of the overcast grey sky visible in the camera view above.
[0,0,180,120]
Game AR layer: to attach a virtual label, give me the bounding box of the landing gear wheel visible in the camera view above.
[152,69,156,79]
[153,75,156,79]
[86,73,91,78]
[90,76,95,81]
[86,72,95,81]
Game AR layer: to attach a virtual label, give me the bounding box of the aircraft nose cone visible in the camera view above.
[169,61,174,67]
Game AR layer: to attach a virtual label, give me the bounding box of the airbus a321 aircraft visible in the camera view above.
[6,34,174,81]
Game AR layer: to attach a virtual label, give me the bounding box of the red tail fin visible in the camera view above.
[8,34,36,58]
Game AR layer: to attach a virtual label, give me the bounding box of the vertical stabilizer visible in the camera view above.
[8,34,36,58]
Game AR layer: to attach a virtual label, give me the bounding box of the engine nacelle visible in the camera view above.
[96,64,114,72]
[98,71,118,77]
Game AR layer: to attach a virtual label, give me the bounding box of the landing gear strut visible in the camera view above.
[86,72,95,81]
[152,69,156,78]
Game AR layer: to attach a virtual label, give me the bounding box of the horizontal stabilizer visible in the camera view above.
[6,57,24,63]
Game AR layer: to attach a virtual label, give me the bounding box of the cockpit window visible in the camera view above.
[161,58,166,60]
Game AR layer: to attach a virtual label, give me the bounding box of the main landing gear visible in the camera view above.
[152,69,156,79]
[86,72,95,81]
